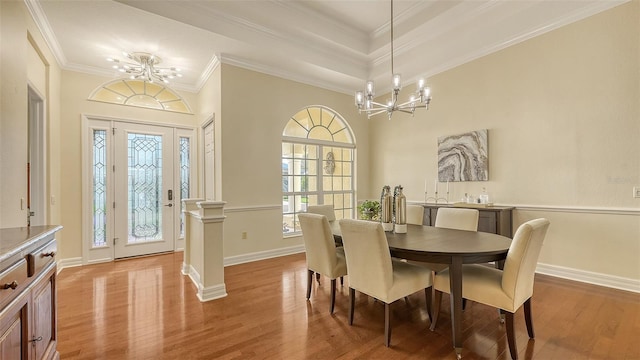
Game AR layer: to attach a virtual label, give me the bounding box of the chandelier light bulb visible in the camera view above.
[392,74,402,91]
[355,91,364,106]
[365,81,375,97]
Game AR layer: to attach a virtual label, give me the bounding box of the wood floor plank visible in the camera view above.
[57,252,640,359]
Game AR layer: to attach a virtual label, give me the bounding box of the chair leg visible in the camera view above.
[524,298,535,338]
[306,269,313,299]
[384,302,392,347]
[340,276,344,286]
[462,298,467,311]
[348,287,355,325]
[425,287,432,322]
[330,279,337,314]
[505,311,518,360]
[316,272,321,284]
[429,290,442,331]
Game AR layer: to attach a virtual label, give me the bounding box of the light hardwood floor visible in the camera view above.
[57,252,639,359]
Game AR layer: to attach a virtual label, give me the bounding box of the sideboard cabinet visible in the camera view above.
[0,225,61,360]
[420,204,513,237]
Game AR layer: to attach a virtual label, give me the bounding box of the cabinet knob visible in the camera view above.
[2,281,18,290]
[42,251,56,257]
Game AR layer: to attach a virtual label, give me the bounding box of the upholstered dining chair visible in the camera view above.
[298,213,348,314]
[306,204,336,222]
[406,205,425,225]
[306,205,339,285]
[423,207,480,273]
[430,218,550,360]
[339,219,434,347]
[434,207,479,231]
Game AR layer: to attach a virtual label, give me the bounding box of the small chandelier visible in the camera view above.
[355,0,431,120]
[107,52,182,84]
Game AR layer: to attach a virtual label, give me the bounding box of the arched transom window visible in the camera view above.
[282,106,355,235]
[88,79,192,114]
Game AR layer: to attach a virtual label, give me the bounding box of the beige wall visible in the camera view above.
[0,1,62,229]
[196,63,221,200]
[369,2,640,282]
[217,64,370,257]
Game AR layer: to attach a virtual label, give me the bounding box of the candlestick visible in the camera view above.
[434,179,438,193]
[447,180,449,193]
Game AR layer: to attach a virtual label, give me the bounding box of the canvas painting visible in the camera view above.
[438,129,488,181]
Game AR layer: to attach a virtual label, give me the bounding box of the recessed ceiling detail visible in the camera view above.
[31,0,629,95]
[88,79,192,114]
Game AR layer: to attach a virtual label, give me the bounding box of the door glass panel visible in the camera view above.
[128,133,163,243]
[93,130,107,247]
[179,137,190,238]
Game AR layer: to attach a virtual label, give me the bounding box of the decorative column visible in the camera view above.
[182,198,227,302]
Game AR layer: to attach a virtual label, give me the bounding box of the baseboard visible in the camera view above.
[56,257,83,273]
[536,262,640,293]
[197,284,228,302]
[223,245,305,267]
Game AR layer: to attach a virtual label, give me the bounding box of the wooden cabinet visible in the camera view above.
[421,204,514,237]
[0,226,61,360]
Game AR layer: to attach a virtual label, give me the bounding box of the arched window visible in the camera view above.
[282,106,355,235]
[88,79,192,114]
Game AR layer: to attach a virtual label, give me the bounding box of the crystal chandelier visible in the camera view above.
[107,52,182,84]
[355,0,431,119]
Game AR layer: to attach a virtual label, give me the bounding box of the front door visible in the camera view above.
[113,122,175,258]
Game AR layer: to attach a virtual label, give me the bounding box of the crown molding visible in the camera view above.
[194,55,221,92]
[23,0,67,67]
[219,54,354,95]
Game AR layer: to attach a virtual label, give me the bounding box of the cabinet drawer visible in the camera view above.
[0,259,28,304]
[27,240,57,277]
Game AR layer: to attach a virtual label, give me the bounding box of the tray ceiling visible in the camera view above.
[28,0,627,93]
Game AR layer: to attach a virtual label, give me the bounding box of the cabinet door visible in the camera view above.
[0,302,28,359]
[31,271,56,360]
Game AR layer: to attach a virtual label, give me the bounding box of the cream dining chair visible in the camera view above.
[339,219,433,347]
[298,213,348,314]
[406,205,425,225]
[430,218,550,360]
[434,207,479,231]
[306,205,339,285]
[424,207,480,273]
[306,205,336,222]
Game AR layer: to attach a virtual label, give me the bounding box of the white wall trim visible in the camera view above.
[509,204,639,216]
[183,264,227,302]
[536,263,640,294]
[197,284,228,302]
[56,257,83,273]
[224,245,305,267]
[225,204,282,213]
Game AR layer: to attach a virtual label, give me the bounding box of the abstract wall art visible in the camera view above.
[438,129,488,182]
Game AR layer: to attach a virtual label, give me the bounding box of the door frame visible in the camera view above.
[81,114,197,265]
[27,85,47,226]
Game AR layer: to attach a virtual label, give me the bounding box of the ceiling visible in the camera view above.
[28,0,626,94]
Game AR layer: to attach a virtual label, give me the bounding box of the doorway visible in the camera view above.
[82,117,195,263]
[28,86,46,226]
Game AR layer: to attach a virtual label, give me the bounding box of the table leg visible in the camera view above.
[449,256,463,359]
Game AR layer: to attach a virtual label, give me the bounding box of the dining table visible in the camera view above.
[331,222,512,358]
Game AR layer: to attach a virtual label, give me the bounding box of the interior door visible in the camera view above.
[113,122,175,258]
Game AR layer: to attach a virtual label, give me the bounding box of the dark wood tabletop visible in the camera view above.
[384,224,512,264]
